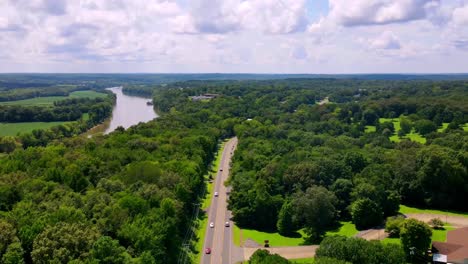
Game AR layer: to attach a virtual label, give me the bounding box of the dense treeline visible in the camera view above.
[0,97,113,123]
[151,79,468,241]
[0,108,222,263]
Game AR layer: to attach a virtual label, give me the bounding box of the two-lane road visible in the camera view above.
[201,137,238,264]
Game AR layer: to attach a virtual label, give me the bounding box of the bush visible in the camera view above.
[385,216,405,238]
[428,218,444,230]
[400,219,432,260]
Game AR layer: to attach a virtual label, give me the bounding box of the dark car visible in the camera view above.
[205,248,211,254]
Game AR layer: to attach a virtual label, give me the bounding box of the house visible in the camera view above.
[432,227,468,264]
[190,93,220,101]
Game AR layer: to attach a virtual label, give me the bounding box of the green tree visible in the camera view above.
[90,236,130,264]
[249,249,290,264]
[0,136,19,153]
[31,223,100,264]
[0,220,18,256]
[277,200,296,235]
[292,186,337,241]
[315,257,351,264]
[1,242,25,264]
[351,198,383,230]
[414,119,437,135]
[385,216,405,238]
[399,219,432,261]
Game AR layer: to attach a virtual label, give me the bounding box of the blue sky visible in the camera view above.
[0,0,467,73]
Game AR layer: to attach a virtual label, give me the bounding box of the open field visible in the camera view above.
[365,125,376,133]
[0,90,107,106]
[438,123,449,132]
[0,121,74,136]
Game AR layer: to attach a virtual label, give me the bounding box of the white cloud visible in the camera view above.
[328,0,440,26]
[0,0,468,73]
[452,4,468,25]
[174,0,308,34]
[368,31,401,50]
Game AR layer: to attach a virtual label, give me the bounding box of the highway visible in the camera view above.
[201,137,238,264]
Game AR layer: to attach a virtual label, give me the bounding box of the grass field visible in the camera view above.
[0,90,107,106]
[365,125,376,133]
[233,221,358,247]
[291,257,314,263]
[379,117,426,143]
[0,121,74,136]
[325,221,358,237]
[463,123,468,131]
[400,205,468,218]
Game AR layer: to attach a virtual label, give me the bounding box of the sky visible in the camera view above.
[1,0,468,73]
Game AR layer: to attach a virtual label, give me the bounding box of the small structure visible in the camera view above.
[190,93,220,101]
[432,227,468,263]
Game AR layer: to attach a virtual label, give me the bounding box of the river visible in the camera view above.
[104,87,158,134]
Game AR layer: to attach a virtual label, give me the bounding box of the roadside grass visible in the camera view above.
[0,90,107,106]
[191,139,228,263]
[0,121,73,136]
[400,205,468,218]
[235,227,306,247]
[291,257,314,263]
[233,225,242,246]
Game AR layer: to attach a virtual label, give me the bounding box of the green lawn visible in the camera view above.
[0,90,107,106]
[325,221,358,237]
[0,121,73,136]
[437,123,449,132]
[291,257,314,263]
[233,221,357,247]
[379,117,426,143]
[365,125,376,133]
[235,226,306,247]
[400,205,468,218]
[382,224,454,245]
[432,224,454,242]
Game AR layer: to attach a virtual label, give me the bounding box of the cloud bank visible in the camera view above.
[0,0,467,73]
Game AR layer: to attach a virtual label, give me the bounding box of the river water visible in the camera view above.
[104,87,158,134]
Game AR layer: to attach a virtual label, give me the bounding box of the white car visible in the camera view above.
[214,192,219,197]
[209,222,214,228]
[225,221,230,227]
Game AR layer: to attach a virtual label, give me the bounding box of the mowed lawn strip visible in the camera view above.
[400,205,468,218]
[0,90,107,106]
